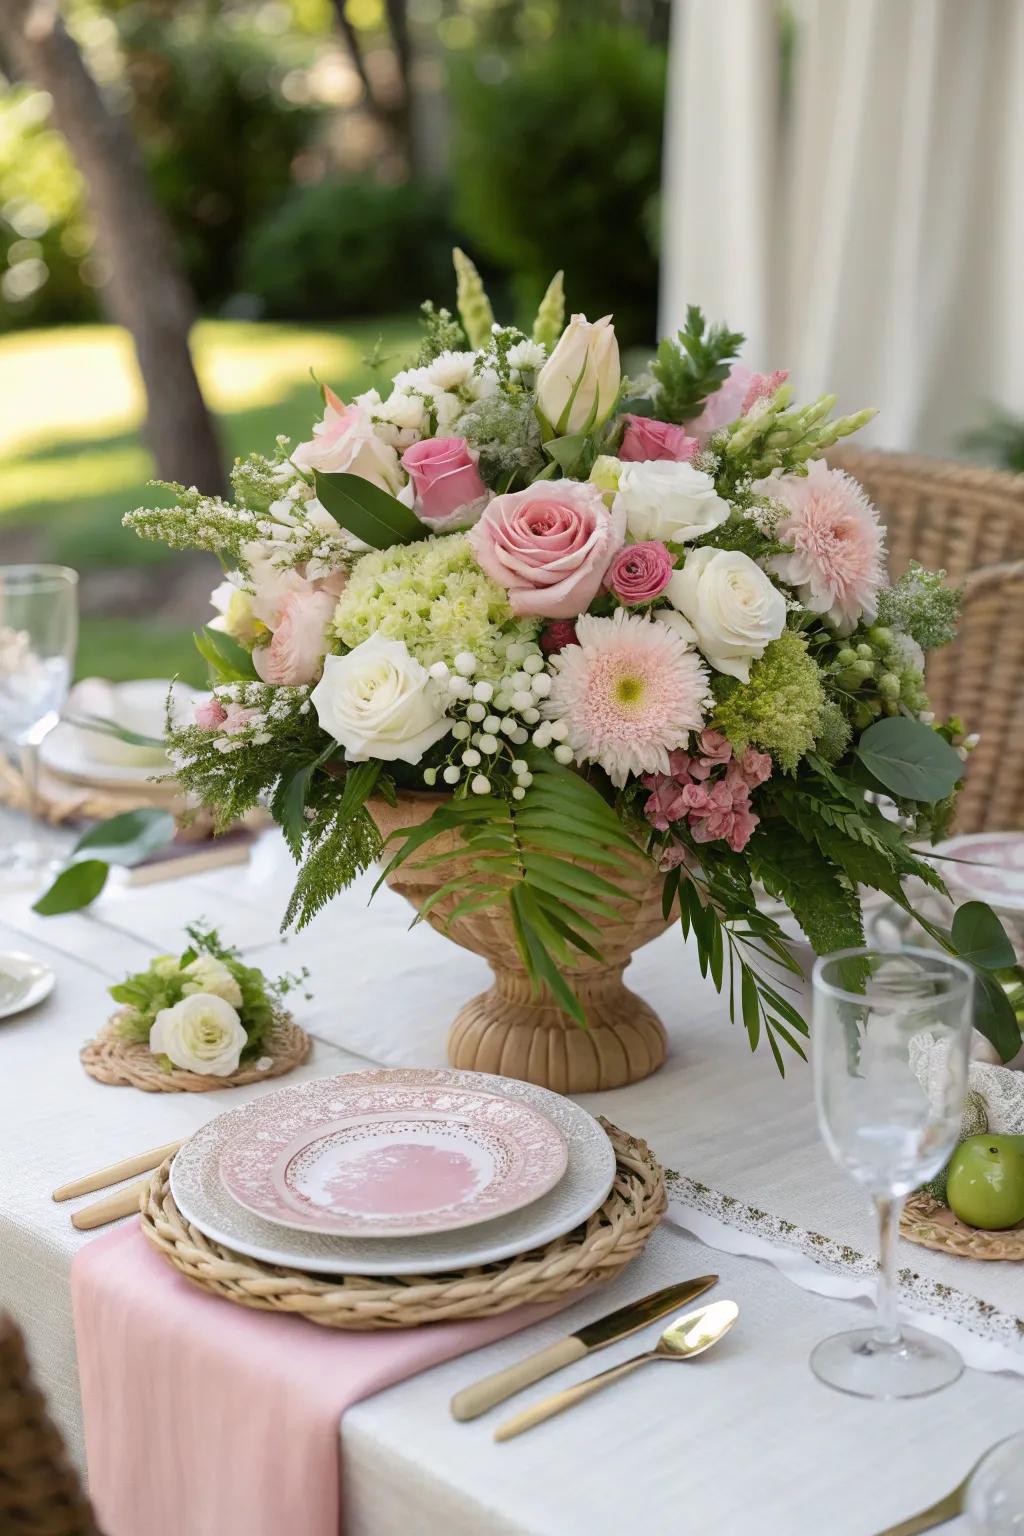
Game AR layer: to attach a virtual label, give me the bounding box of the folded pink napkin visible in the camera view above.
[72,1225,565,1536]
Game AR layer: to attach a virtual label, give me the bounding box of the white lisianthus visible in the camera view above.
[666,547,787,682]
[210,579,262,646]
[536,313,620,435]
[310,635,450,764]
[150,993,247,1077]
[614,462,730,545]
[181,954,244,1008]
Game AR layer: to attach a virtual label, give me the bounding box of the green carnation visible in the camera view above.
[333,533,535,680]
[712,628,825,773]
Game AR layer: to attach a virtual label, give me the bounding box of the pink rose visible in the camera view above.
[194,696,227,730]
[400,437,488,529]
[619,415,698,463]
[291,385,402,494]
[252,589,335,687]
[604,541,674,605]
[468,480,625,620]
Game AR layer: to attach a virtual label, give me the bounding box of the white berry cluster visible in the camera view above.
[420,636,569,795]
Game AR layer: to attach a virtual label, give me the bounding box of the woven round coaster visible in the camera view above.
[901,1190,1024,1262]
[80,1012,311,1093]
[139,1118,665,1328]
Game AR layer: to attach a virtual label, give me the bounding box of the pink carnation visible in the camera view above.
[604,541,674,605]
[194,696,227,730]
[759,459,886,631]
[619,414,698,463]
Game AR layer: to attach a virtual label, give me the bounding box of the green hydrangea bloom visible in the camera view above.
[712,628,826,773]
[875,561,961,650]
[333,533,535,679]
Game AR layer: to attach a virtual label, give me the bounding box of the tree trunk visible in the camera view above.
[0,0,226,496]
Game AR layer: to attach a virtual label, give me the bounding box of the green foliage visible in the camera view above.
[242,178,455,321]
[33,808,176,916]
[951,902,1017,971]
[854,716,964,803]
[282,763,384,931]
[814,700,852,763]
[416,302,467,365]
[662,847,811,1074]
[960,407,1024,474]
[450,29,665,345]
[721,390,877,486]
[712,630,825,773]
[377,755,642,1025]
[651,306,744,424]
[875,562,962,651]
[749,823,865,958]
[314,471,429,549]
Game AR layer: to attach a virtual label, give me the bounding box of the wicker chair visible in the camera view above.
[0,1315,101,1536]
[830,449,1024,834]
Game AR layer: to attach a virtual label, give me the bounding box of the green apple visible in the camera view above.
[947,1135,1024,1230]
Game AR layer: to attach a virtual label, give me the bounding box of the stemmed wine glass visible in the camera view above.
[811,945,974,1399]
[0,564,78,879]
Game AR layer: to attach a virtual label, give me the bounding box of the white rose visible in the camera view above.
[536,314,620,434]
[181,955,243,1008]
[614,461,730,545]
[310,635,450,764]
[149,993,247,1077]
[666,547,787,682]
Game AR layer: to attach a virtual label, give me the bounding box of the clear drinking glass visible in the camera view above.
[811,946,973,1399]
[0,564,78,878]
[967,1434,1024,1533]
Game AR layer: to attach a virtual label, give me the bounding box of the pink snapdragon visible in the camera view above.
[642,729,771,853]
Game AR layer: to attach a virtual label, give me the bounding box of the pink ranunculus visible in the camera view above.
[291,386,402,494]
[194,696,227,730]
[252,589,335,687]
[468,480,625,620]
[619,414,699,463]
[401,437,489,529]
[539,620,579,654]
[221,704,258,736]
[604,541,674,605]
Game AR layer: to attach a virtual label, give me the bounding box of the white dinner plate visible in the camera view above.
[171,1068,616,1276]
[0,951,55,1020]
[40,722,171,788]
[219,1079,568,1238]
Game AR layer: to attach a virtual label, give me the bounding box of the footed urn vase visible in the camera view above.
[369,792,671,1094]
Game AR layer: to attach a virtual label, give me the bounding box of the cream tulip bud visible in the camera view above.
[536,314,621,436]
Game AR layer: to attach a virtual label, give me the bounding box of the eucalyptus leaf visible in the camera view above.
[314,470,427,548]
[974,969,1023,1062]
[854,717,964,803]
[32,860,109,916]
[70,809,176,868]
[950,901,1017,971]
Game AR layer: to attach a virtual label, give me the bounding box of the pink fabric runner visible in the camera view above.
[72,1225,566,1536]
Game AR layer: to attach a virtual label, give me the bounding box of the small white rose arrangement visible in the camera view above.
[108,924,309,1079]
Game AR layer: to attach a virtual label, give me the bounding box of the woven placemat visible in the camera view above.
[81,1013,311,1093]
[139,1118,665,1328]
[901,1190,1024,1261]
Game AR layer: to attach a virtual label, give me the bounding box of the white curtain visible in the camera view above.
[660,0,1024,455]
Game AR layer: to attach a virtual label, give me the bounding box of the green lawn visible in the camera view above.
[0,315,418,681]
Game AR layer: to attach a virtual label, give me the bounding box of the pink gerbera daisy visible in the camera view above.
[759,459,885,632]
[546,609,709,787]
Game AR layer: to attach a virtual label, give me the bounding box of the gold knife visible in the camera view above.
[872,1470,972,1536]
[450,1275,718,1421]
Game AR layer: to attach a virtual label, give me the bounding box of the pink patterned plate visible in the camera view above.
[219,1083,568,1237]
[939,832,1024,915]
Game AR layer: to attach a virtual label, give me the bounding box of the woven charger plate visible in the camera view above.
[81,1012,310,1093]
[139,1118,665,1328]
[901,1190,1024,1261]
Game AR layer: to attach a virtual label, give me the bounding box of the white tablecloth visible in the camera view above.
[1,826,1021,1535]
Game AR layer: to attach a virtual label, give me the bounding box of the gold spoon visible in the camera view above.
[494,1299,739,1442]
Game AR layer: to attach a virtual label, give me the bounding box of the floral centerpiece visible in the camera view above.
[126,253,1017,1088]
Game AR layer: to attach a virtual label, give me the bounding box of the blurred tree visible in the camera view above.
[0,0,225,494]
